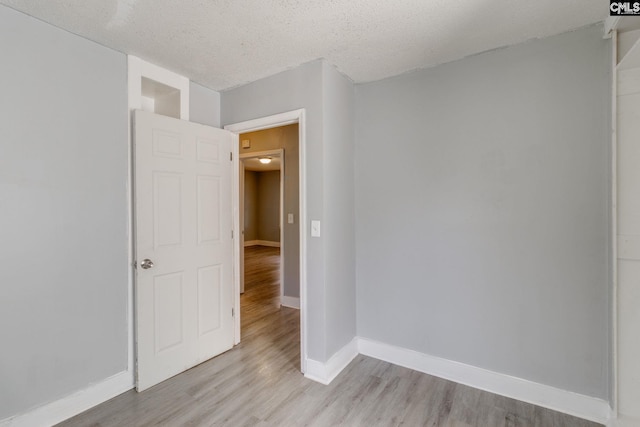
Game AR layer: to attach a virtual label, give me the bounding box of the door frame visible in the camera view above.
[239,149,285,298]
[225,109,307,373]
[127,57,191,384]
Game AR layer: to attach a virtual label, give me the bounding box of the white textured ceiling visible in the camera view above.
[0,0,606,91]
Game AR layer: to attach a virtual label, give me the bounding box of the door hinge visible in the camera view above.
[232,308,235,317]
[231,230,234,239]
[230,152,233,161]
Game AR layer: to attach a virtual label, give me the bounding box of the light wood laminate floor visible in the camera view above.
[59,246,601,427]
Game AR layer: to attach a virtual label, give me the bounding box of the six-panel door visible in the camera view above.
[134,110,234,391]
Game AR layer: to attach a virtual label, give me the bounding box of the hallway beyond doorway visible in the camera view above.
[242,245,286,333]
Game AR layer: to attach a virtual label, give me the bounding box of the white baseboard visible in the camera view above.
[304,338,359,385]
[0,370,133,427]
[244,240,280,247]
[357,337,612,425]
[2,339,612,426]
[281,296,300,309]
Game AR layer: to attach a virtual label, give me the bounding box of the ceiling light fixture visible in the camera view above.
[259,157,272,164]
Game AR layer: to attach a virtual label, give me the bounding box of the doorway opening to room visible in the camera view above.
[235,122,302,368]
[240,149,284,308]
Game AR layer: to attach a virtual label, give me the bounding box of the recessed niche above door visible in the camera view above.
[141,77,181,119]
[128,56,189,120]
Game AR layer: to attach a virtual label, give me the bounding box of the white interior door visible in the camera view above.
[134,110,235,391]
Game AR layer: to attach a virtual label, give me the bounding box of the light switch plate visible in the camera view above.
[311,220,321,237]
[288,213,294,224]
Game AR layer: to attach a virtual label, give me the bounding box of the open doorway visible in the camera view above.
[226,110,307,373]
[238,125,299,310]
[240,150,284,297]
[239,149,285,335]
[237,125,301,356]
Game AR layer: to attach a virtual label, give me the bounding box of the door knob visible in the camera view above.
[140,259,154,270]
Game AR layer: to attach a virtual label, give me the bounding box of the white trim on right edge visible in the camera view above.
[609,29,619,422]
[357,338,612,425]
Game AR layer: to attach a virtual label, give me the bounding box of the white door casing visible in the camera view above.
[134,110,235,391]
[225,108,306,372]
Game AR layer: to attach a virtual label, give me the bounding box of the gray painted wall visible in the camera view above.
[1,2,607,418]
[240,125,299,297]
[223,60,358,362]
[0,6,128,419]
[189,81,221,127]
[355,25,611,399]
[244,170,259,241]
[222,61,328,361]
[322,62,357,357]
[257,171,281,242]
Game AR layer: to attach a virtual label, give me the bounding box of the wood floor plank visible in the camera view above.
[58,246,602,427]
